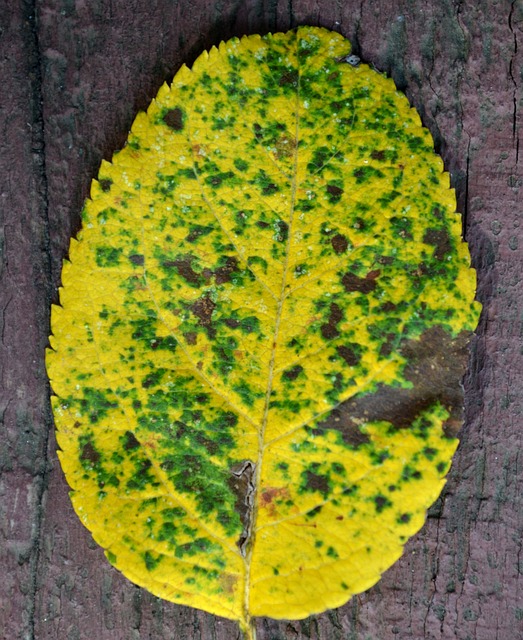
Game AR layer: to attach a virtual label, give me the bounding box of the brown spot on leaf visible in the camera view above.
[331,234,348,254]
[337,344,360,366]
[224,318,240,329]
[278,70,298,86]
[163,107,184,131]
[261,487,280,506]
[124,431,140,451]
[186,226,210,242]
[215,257,239,285]
[173,421,188,438]
[191,295,216,338]
[129,254,144,266]
[321,303,343,340]
[418,262,431,277]
[260,486,291,518]
[342,270,380,293]
[274,134,296,159]
[314,407,371,448]
[191,143,207,156]
[423,228,452,260]
[228,461,256,553]
[371,150,386,161]
[80,441,100,465]
[202,268,213,282]
[282,364,304,381]
[374,495,391,513]
[379,301,397,313]
[183,331,197,345]
[99,179,112,192]
[164,256,201,286]
[326,184,344,199]
[379,333,396,357]
[128,276,147,291]
[320,326,473,439]
[303,471,330,497]
[220,573,238,594]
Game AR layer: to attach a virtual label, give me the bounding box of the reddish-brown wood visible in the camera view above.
[1,1,522,639]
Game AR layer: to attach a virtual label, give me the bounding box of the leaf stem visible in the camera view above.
[240,617,256,640]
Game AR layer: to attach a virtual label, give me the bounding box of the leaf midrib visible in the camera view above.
[241,32,303,628]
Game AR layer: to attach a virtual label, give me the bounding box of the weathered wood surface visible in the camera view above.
[1,1,521,639]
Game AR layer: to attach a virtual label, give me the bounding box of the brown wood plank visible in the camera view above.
[1,1,521,639]
[0,3,53,640]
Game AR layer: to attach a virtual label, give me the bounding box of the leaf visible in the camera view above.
[47,26,481,639]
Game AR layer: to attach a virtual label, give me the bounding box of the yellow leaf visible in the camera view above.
[47,26,481,640]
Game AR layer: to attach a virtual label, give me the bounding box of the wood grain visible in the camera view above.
[1,1,521,639]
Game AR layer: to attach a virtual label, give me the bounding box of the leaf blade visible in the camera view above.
[47,26,481,631]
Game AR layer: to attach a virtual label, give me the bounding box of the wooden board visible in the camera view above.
[1,1,522,638]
